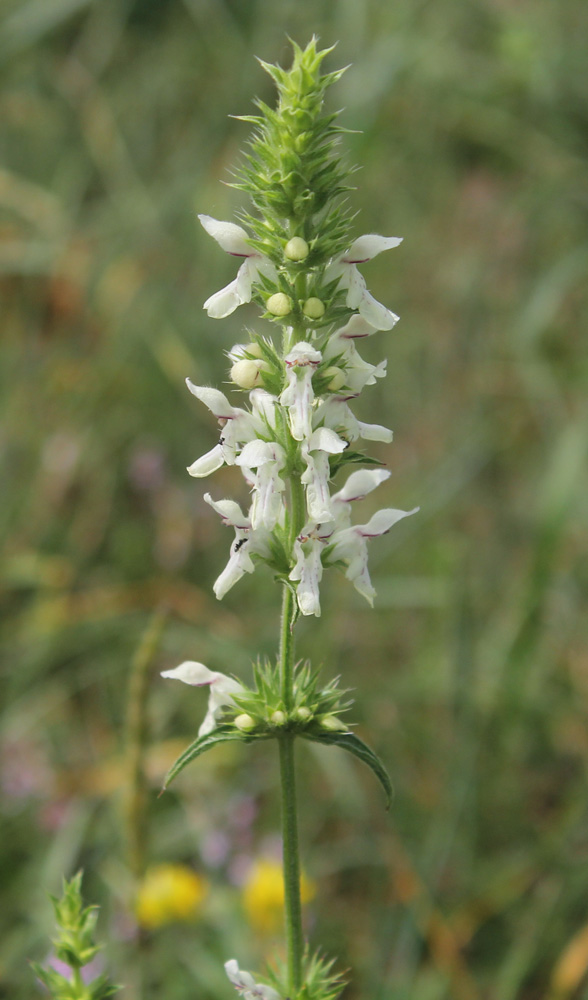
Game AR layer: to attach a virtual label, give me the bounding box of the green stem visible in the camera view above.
[277,304,310,996]
[279,733,304,996]
[277,462,307,994]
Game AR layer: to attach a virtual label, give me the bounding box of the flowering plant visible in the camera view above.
[162,38,417,1000]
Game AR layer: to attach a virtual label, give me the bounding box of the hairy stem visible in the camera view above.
[279,731,304,996]
[277,461,307,994]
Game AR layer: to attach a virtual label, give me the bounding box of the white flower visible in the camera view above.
[185,380,262,476]
[280,341,322,441]
[289,522,334,618]
[324,324,388,394]
[301,426,347,523]
[325,233,402,330]
[314,396,393,444]
[199,215,278,318]
[160,661,243,736]
[330,468,391,527]
[326,506,419,605]
[323,313,390,390]
[225,960,281,1000]
[205,493,270,599]
[249,388,279,431]
[236,439,287,530]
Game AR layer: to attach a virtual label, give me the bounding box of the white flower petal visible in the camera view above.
[204,493,250,529]
[187,444,225,477]
[161,663,243,737]
[235,259,254,302]
[185,382,235,418]
[224,961,281,1000]
[301,450,333,523]
[332,468,391,503]
[342,234,403,263]
[358,506,419,536]
[344,265,366,310]
[334,314,379,339]
[307,426,347,454]
[203,278,243,318]
[160,661,219,686]
[281,369,315,442]
[199,215,252,256]
[290,538,323,617]
[236,440,280,468]
[356,420,394,443]
[250,389,278,429]
[358,290,400,331]
[213,541,255,599]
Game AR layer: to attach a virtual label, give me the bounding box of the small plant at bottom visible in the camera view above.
[31,872,119,1000]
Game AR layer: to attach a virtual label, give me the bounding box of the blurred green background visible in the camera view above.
[1,1,587,999]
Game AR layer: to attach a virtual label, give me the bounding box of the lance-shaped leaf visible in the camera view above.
[161,725,270,791]
[301,730,393,808]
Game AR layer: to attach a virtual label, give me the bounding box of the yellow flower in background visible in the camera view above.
[242,858,315,935]
[135,863,208,929]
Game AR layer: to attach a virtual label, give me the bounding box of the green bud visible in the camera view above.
[295,706,312,722]
[271,710,286,726]
[266,292,292,316]
[320,715,349,733]
[323,366,346,391]
[284,237,310,261]
[303,297,325,319]
[234,713,256,732]
[246,342,264,358]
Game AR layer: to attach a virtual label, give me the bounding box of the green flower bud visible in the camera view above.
[230,359,268,389]
[284,237,310,261]
[267,292,292,316]
[323,366,346,391]
[303,297,325,319]
[295,706,312,722]
[234,713,256,732]
[246,342,264,359]
[271,710,286,726]
[320,715,349,733]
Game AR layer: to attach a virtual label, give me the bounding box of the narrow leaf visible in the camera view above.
[302,730,393,808]
[162,726,253,791]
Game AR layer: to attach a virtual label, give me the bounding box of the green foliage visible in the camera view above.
[162,660,355,789]
[266,948,348,1000]
[30,873,119,1000]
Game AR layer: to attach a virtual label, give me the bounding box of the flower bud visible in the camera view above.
[246,342,264,359]
[284,237,309,261]
[234,713,256,732]
[303,297,325,319]
[230,359,268,389]
[323,366,346,391]
[266,293,292,317]
[270,710,286,726]
[294,706,312,722]
[320,715,348,733]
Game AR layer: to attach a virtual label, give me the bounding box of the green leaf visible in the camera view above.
[161,725,262,791]
[301,730,393,808]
